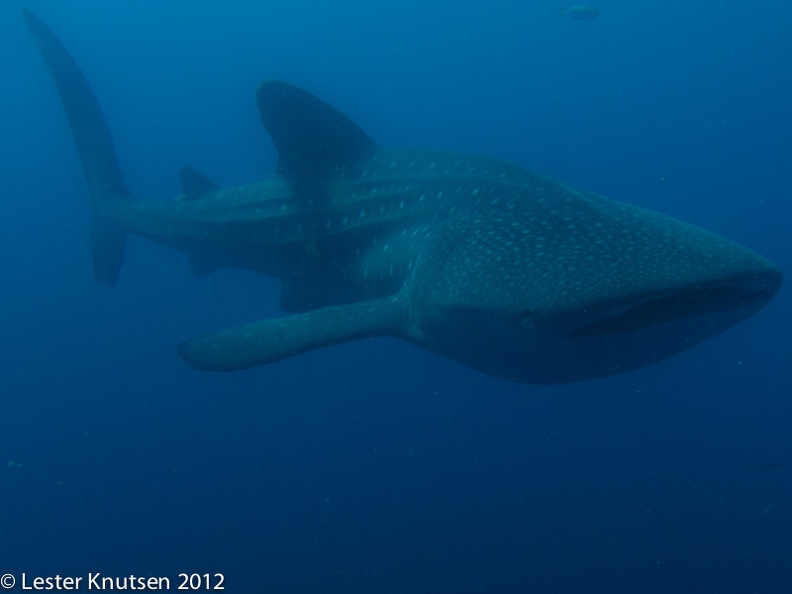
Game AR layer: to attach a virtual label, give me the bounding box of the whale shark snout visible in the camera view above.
[416,267,780,384]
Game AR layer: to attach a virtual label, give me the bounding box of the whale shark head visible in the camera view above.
[402,176,781,382]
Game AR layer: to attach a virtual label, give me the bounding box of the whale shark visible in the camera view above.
[22,9,782,383]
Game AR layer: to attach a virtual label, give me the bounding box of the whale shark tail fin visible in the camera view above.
[22,8,130,286]
[89,213,127,287]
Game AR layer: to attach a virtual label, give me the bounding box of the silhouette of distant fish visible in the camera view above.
[560,5,600,20]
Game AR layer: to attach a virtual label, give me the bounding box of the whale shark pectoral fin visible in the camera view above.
[178,293,408,371]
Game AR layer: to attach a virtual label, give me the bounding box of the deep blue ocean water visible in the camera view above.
[1,1,790,592]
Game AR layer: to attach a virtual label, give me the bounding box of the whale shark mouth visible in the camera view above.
[567,271,781,340]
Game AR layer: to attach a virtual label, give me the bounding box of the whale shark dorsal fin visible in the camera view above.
[179,166,218,200]
[256,81,378,191]
[178,293,408,371]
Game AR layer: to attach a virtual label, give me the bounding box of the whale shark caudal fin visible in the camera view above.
[178,293,409,371]
[22,8,130,286]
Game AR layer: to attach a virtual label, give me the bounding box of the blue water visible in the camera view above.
[2,1,790,592]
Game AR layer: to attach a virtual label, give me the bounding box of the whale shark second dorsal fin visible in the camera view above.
[256,81,378,191]
[179,166,218,200]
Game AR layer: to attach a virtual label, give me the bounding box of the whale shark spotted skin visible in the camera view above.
[23,9,781,383]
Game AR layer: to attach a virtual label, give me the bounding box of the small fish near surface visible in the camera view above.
[560,5,600,20]
[22,9,781,383]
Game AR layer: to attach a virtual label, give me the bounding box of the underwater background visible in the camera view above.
[1,1,790,591]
